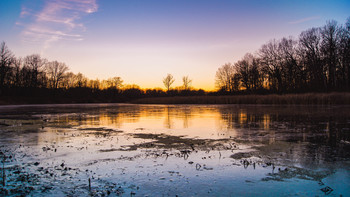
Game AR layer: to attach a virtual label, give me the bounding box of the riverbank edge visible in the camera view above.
[130,92,350,105]
[1,92,349,105]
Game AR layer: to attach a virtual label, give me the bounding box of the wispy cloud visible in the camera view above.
[18,0,98,53]
[289,16,320,24]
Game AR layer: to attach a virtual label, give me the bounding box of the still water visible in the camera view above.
[0,104,349,196]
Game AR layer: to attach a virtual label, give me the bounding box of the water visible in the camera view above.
[0,104,349,196]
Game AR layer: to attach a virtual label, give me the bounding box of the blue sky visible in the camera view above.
[1,0,349,90]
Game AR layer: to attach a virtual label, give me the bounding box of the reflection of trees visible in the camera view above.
[50,105,197,130]
[164,106,173,129]
[218,107,274,135]
[161,106,192,129]
[4,104,349,169]
[218,106,350,167]
[39,105,143,129]
[182,108,191,128]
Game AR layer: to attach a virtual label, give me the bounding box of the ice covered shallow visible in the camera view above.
[0,104,349,196]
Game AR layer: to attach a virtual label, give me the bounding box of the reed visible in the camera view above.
[130,92,350,105]
[2,156,5,187]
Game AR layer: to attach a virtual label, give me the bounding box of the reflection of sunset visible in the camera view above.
[239,111,247,125]
[31,104,350,145]
[263,114,270,130]
[43,105,235,139]
[269,131,276,144]
[1,104,350,197]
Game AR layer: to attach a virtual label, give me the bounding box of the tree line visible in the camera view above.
[0,44,204,103]
[1,17,349,104]
[0,45,126,92]
[216,18,350,94]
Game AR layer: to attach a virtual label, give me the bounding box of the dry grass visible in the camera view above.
[130,92,350,105]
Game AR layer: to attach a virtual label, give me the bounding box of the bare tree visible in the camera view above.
[107,76,123,90]
[11,57,23,87]
[338,17,350,89]
[182,76,192,90]
[0,42,14,90]
[232,73,241,91]
[259,39,283,92]
[298,27,324,91]
[62,72,76,89]
[75,72,87,88]
[45,61,69,89]
[321,20,341,90]
[88,79,101,90]
[24,54,47,88]
[235,54,252,91]
[346,17,350,89]
[163,74,175,91]
[278,37,301,92]
[215,63,236,92]
[234,53,264,92]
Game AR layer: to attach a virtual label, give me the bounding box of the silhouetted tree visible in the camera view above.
[215,63,236,92]
[232,73,241,92]
[62,72,76,89]
[23,54,47,88]
[45,61,69,89]
[338,17,350,90]
[278,37,301,92]
[163,74,175,92]
[11,57,23,88]
[182,76,192,90]
[321,20,341,91]
[235,58,250,91]
[298,27,324,91]
[107,76,123,90]
[88,79,101,91]
[145,88,166,97]
[259,40,283,92]
[234,53,264,92]
[0,42,14,92]
[75,72,88,88]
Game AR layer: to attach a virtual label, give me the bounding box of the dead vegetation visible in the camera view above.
[131,92,350,105]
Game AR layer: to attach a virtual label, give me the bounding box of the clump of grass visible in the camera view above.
[130,92,350,105]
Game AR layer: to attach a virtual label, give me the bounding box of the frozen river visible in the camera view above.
[0,104,349,196]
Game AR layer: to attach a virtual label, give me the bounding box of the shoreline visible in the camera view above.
[131,92,350,105]
[0,92,349,106]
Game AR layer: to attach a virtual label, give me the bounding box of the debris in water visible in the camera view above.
[196,163,202,170]
[320,186,333,195]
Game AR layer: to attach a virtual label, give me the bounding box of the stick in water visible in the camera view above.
[88,178,91,191]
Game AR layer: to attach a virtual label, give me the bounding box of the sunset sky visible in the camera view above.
[1,0,349,90]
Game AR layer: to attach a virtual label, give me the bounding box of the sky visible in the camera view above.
[0,0,349,90]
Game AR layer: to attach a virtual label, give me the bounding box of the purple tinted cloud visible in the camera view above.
[19,0,98,52]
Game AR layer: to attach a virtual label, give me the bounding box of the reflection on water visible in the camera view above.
[0,104,349,196]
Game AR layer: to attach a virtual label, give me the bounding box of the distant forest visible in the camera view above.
[215,17,350,94]
[0,18,349,104]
